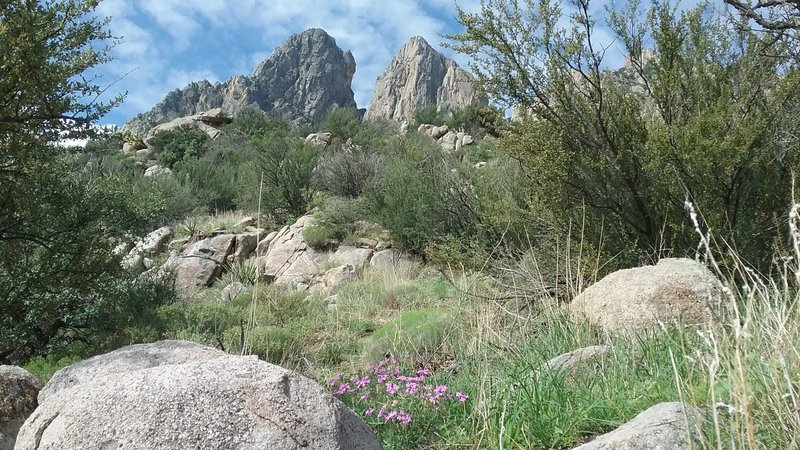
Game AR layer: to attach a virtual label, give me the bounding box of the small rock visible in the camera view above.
[540,345,611,375]
[220,282,245,302]
[233,216,256,229]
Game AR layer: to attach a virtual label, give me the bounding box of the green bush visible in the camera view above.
[150,126,209,169]
[251,135,319,219]
[302,223,337,249]
[313,146,383,198]
[320,106,362,141]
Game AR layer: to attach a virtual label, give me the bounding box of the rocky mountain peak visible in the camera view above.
[125,28,357,136]
[364,36,484,123]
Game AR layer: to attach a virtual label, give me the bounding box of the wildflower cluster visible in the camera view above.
[328,357,469,427]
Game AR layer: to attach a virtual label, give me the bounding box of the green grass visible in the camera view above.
[30,232,800,449]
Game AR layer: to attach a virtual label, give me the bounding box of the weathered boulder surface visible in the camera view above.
[569,258,724,334]
[369,249,420,276]
[322,264,357,295]
[573,402,702,449]
[17,341,380,450]
[332,246,373,271]
[144,107,231,142]
[126,29,357,136]
[256,215,332,290]
[170,234,237,291]
[365,36,485,123]
[0,366,42,450]
[418,124,475,152]
[305,132,333,151]
[143,165,171,177]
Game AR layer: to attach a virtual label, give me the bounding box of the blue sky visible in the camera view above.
[91,0,708,126]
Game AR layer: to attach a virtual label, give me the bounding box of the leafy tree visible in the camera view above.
[0,0,174,364]
[448,0,800,268]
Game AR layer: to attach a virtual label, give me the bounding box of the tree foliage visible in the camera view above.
[0,0,174,364]
[449,0,800,267]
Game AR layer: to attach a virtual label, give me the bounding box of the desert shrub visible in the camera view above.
[413,105,448,128]
[364,134,481,255]
[450,0,800,270]
[313,146,383,198]
[302,223,338,249]
[150,126,209,169]
[226,107,293,139]
[320,106,362,141]
[364,309,458,361]
[250,135,319,219]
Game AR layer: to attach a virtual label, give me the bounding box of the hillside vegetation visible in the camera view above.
[1,0,799,448]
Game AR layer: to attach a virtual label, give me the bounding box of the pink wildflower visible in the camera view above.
[396,410,412,425]
[334,383,351,395]
[416,368,432,377]
[385,382,399,395]
[405,382,420,395]
[455,391,469,403]
[364,407,375,415]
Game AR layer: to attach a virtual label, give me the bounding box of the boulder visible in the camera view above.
[569,258,724,335]
[171,234,237,291]
[540,345,611,375]
[121,226,172,271]
[369,249,420,276]
[305,132,333,151]
[439,130,458,152]
[143,165,172,177]
[0,366,42,450]
[256,216,332,290]
[573,402,702,449]
[332,246,373,271]
[17,341,380,450]
[233,233,259,262]
[233,216,257,229]
[255,231,278,256]
[322,264,357,295]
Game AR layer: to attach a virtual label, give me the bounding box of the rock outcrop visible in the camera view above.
[569,258,725,335]
[0,366,42,450]
[365,36,484,123]
[144,107,232,142]
[126,28,357,136]
[17,341,380,450]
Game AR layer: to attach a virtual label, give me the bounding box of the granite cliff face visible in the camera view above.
[364,36,483,123]
[125,29,357,135]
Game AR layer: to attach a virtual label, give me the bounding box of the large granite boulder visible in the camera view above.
[365,36,485,123]
[256,215,331,290]
[574,402,702,449]
[569,258,725,335]
[169,234,237,291]
[17,341,380,450]
[0,366,42,450]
